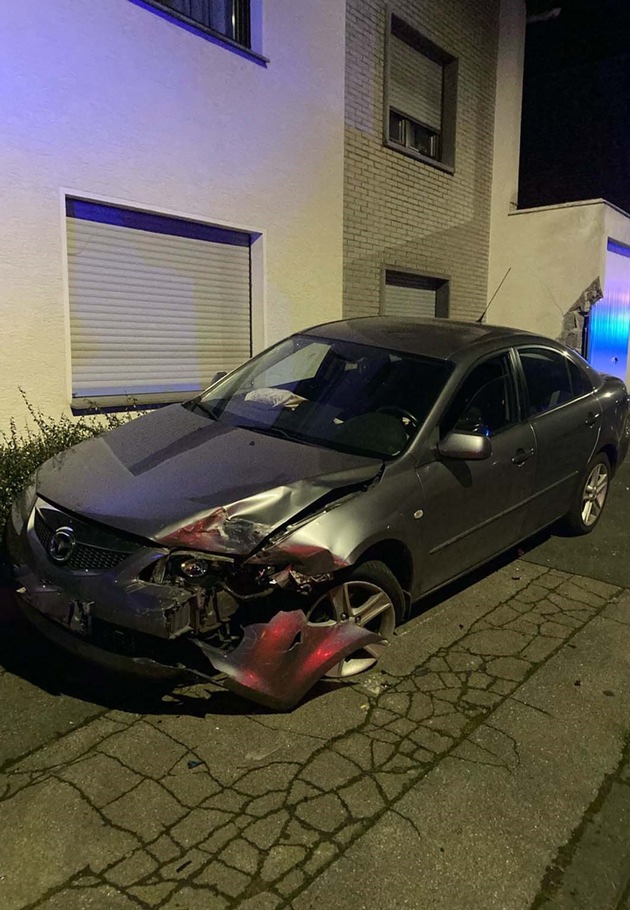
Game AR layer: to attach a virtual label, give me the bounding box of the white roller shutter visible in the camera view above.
[389,33,443,131]
[66,204,251,405]
[383,283,436,318]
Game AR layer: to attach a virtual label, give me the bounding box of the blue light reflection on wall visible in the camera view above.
[588,241,630,381]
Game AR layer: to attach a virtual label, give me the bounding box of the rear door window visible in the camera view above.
[518,347,592,416]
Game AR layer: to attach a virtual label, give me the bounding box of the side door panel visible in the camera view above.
[416,421,536,592]
[412,350,536,594]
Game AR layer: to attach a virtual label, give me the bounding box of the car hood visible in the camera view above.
[35,404,382,554]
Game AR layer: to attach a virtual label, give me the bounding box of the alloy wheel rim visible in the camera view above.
[307,580,396,678]
[581,463,609,527]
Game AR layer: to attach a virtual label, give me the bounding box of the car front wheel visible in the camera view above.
[562,451,611,535]
[306,560,404,678]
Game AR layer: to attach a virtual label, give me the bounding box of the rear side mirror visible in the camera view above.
[437,431,492,461]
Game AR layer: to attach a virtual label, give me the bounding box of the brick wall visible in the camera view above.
[344,0,501,320]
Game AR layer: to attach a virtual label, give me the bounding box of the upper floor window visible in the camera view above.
[146,0,253,51]
[386,15,457,171]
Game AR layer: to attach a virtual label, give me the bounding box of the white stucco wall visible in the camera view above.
[487,201,607,340]
[487,0,606,341]
[0,0,346,429]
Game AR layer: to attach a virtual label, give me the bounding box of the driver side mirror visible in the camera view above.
[209,370,228,385]
[437,431,492,461]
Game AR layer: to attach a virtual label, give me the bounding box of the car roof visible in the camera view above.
[303,316,550,362]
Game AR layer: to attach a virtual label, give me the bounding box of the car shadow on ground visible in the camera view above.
[0,526,556,718]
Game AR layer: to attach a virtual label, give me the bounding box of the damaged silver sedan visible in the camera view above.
[7,318,629,708]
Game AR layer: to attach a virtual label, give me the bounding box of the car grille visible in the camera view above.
[34,507,136,572]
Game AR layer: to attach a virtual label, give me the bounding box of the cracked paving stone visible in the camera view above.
[283,818,320,848]
[485,604,523,626]
[516,583,556,603]
[236,892,283,910]
[260,844,307,882]
[246,791,286,817]
[35,884,143,909]
[105,848,159,887]
[540,620,574,638]
[467,671,493,689]
[0,778,138,909]
[375,771,412,800]
[100,721,187,780]
[162,766,222,807]
[521,635,560,662]
[427,656,450,672]
[370,708,399,726]
[486,656,531,681]
[335,819,368,846]
[414,672,445,691]
[103,778,187,841]
[379,692,411,714]
[195,859,250,896]
[203,789,248,813]
[162,885,229,909]
[243,809,290,848]
[200,821,240,853]
[301,751,358,789]
[463,689,503,707]
[339,776,385,818]
[426,711,469,737]
[13,717,125,773]
[162,848,208,880]
[278,867,307,895]
[446,652,484,672]
[409,727,453,753]
[147,833,181,863]
[287,780,321,805]
[58,752,142,808]
[234,763,300,796]
[406,692,434,721]
[560,580,611,605]
[463,629,531,655]
[295,793,348,833]
[170,808,233,849]
[304,841,338,875]
[505,617,542,635]
[387,717,417,737]
[432,687,462,704]
[334,734,375,770]
[439,671,461,688]
[219,838,261,874]
[129,882,178,905]
[491,679,515,695]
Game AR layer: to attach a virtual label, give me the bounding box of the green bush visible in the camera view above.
[0,396,135,533]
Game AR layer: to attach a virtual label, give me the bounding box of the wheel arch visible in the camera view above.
[353,539,414,616]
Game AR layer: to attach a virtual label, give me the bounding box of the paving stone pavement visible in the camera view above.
[0,558,627,909]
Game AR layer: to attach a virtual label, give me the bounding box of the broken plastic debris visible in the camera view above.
[195,609,381,711]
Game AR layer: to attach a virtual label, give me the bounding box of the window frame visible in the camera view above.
[132,0,268,64]
[514,345,595,419]
[384,12,458,172]
[439,350,522,440]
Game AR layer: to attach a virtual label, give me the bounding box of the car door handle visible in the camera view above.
[512,447,535,465]
[585,412,599,427]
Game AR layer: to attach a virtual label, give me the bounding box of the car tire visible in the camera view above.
[305,560,404,679]
[562,451,611,536]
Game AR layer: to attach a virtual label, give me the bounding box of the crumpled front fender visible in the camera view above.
[195,610,380,710]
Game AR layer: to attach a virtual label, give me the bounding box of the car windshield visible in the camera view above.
[192,334,452,459]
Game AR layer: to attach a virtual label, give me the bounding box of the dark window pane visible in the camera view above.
[389,110,406,145]
[519,348,575,415]
[154,0,250,48]
[441,355,516,437]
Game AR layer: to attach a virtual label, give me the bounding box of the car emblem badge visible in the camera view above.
[48,527,76,565]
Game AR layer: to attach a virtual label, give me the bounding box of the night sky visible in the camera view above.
[519,0,630,213]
